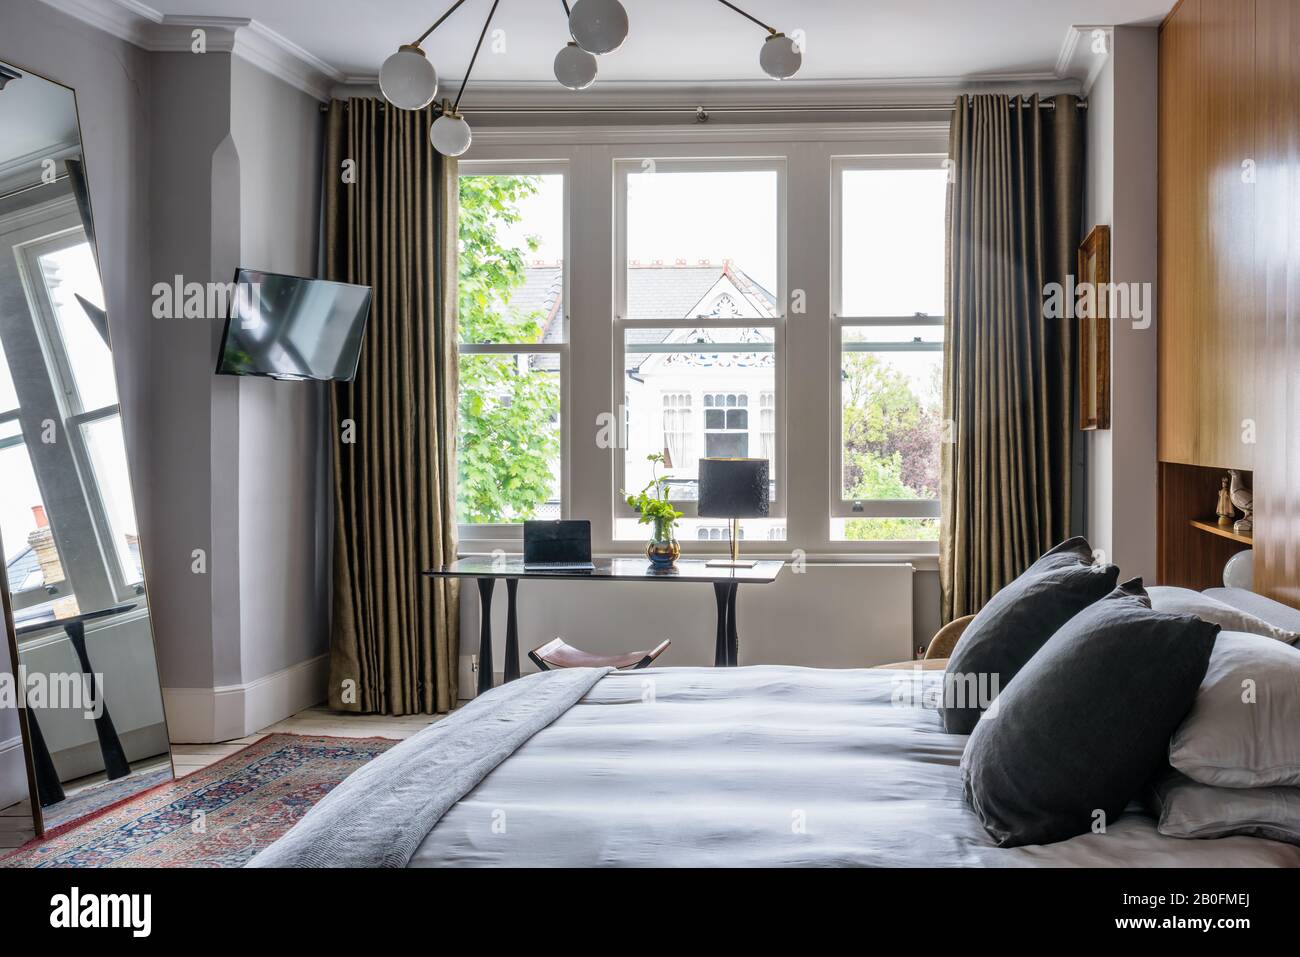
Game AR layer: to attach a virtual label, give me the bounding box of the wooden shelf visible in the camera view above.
[1189,518,1253,546]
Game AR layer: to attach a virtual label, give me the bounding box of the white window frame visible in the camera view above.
[829,155,949,545]
[612,156,787,528]
[455,159,570,543]
[0,197,140,612]
[458,124,950,561]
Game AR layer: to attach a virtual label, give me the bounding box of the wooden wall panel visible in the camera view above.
[1158,0,1256,471]
[1253,0,1300,607]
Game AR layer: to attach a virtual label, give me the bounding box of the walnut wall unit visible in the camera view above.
[1157,0,1300,602]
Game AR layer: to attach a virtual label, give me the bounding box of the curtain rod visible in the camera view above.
[324,99,1086,115]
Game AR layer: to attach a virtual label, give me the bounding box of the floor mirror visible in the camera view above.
[0,58,172,839]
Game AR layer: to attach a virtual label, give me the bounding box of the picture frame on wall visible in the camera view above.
[1078,224,1111,431]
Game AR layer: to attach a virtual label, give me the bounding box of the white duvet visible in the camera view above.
[410,666,1300,867]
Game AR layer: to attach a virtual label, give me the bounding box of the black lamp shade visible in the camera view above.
[698,458,770,518]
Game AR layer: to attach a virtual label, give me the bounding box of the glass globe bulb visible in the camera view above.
[1223,549,1254,589]
[568,0,629,55]
[430,112,472,157]
[554,42,598,91]
[759,33,802,80]
[379,45,438,110]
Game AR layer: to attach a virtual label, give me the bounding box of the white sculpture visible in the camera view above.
[1230,470,1253,536]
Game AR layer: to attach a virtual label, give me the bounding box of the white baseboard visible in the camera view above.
[163,654,329,744]
[0,734,29,810]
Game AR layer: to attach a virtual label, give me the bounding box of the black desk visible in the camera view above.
[424,558,785,694]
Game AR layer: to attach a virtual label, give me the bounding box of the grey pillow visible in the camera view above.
[1169,632,1300,788]
[1148,586,1300,644]
[941,537,1119,733]
[961,579,1218,848]
[1149,768,1300,846]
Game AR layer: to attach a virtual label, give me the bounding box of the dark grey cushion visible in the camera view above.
[941,537,1119,733]
[961,579,1219,848]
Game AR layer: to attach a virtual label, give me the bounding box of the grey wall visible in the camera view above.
[230,58,328,683]
[1082,27,1159,582]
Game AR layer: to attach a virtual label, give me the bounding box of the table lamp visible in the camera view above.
[698,457,769,567]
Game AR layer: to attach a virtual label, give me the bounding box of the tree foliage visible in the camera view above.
[841,353,942,541]
[456,175,561,524]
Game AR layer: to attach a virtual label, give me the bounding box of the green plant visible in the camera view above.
[622,453,683,538]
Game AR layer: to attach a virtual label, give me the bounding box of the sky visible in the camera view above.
[488,165,946,316]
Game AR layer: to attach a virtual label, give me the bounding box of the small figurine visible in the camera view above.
[1216,476,1235,527]
[1230,470,1253,536]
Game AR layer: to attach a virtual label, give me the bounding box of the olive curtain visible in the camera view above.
[323,98,460,714]
[941,94,1084,622]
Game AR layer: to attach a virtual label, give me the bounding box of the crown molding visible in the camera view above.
[1055,25,1114,95]
[333,73,1083,111]
[36,0,341,100]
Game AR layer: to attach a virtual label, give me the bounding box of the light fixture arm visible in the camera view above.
[560,0,571,16]
[453,0,502,113]
[413,0,473,46]
[714,0,778,35]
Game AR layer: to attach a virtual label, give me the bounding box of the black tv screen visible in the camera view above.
[215,268,372,382]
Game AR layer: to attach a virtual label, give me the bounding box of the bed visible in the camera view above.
[250,661,1300,868]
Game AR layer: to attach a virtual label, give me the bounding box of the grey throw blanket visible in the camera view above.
[247,667,611,868]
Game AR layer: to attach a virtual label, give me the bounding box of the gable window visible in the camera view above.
[614,159,785,542]
[831,158,948,543]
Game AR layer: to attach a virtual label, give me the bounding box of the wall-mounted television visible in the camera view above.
[215,268,372,382]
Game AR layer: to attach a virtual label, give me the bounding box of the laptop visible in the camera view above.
[523,520,594,571]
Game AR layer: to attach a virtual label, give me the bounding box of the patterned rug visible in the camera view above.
[0,734,396,868]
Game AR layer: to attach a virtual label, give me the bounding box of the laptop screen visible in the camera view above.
[523,520,592,565]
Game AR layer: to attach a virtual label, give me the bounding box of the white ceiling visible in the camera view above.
[0,63,80,182]
[133,0,1176,86]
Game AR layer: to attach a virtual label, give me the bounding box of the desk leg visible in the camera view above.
[713,583,730,667]
[26,710,65,807]
[476,578,495,696]
[66,620,131,780]
[727,584,740,667]
[504,578,520,683]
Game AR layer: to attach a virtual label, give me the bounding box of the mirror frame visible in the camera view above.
[0,55,174,840]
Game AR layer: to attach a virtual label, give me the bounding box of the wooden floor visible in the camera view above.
[0,705,441,851]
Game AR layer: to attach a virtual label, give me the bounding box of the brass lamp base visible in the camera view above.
[704,518,756,567]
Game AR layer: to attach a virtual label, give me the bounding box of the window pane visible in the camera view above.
[37,241,117,411]
[458,173,565,345]
[624,328,775,503]
[457,353,560,524]
[0,441,74,611]
[841,327,942,502]
[81,414,143,585]
[625,168,778,319]
[840,168,947,317]
[832,517,939,542]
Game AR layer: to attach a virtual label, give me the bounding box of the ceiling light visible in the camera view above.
[568,0,629,55]
[554,41,598,91]
[430,102,473,156]
[379,45,438,110]
[759,32,802,81]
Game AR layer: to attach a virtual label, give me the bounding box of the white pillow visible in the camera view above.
[1147,586,1300,644]
[1149,769,1300,845]
[1170,632,1300,788]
